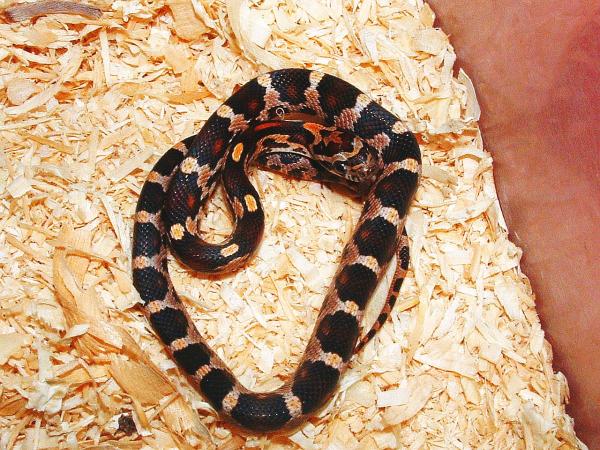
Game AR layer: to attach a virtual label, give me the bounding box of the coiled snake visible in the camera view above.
[132,69,421,432]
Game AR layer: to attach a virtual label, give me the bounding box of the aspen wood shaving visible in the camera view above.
[3,1,102,22]
[0,0,584,448]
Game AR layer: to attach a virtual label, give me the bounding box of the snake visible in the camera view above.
[132,68,421,432]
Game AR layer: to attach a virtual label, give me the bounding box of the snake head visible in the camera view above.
[317,135,383,195]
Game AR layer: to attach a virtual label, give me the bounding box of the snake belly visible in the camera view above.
[132,68,421,432]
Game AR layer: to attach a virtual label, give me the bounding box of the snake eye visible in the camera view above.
[333,161,346,173]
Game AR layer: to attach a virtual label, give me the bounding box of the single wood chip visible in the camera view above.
[3,1,102,21]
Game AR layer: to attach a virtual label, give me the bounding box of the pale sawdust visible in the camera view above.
[0,0,584,448]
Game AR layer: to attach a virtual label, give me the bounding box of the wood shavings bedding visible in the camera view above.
[0,0,585,448]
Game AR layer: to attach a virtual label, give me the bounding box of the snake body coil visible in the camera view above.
[132,69,421,432]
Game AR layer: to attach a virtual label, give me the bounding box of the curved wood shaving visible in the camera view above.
[3,1,102,21]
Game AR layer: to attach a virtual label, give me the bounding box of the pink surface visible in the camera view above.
[427,1,600,447]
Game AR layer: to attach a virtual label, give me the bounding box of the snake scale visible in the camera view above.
[132,68,421,432]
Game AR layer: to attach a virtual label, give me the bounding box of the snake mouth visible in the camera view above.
[275,111,327,126]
